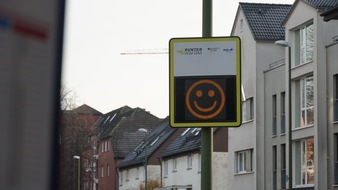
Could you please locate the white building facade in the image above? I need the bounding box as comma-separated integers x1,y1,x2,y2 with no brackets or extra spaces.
162,152,228,190
230,0,338,190
229,2,290,190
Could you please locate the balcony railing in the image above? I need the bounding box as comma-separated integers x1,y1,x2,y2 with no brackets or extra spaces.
273,170,277,189
281,169,286,189
272,116,277,136
334,100,338,121
335,162,338,184
281,113,285,134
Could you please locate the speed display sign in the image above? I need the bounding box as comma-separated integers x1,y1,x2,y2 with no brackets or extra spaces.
169,37,241,128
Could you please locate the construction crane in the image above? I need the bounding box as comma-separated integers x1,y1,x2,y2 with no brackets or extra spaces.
120,48,168,55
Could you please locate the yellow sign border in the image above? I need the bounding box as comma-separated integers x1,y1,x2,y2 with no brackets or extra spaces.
169,37,241,128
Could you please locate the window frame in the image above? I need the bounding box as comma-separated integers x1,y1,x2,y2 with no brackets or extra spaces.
272,95,277,136
281,92,286,134
173,158,177,172
294,138,315,186
120,171,123,186
295,75,314,129
126,170,129,182
295,23,314,66
107,164,110,177
101,165,104,178
135,167,140,180
187,155,193,169
281,144,287,189
163,161,168,177
334,74,338,121
243,97,254,122
273,146,277,190
235,149,253,174
334,134,338,184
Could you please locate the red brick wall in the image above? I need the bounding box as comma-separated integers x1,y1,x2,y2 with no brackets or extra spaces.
97,138,119,190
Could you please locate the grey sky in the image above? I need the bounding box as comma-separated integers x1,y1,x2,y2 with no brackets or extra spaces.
62,0,295,118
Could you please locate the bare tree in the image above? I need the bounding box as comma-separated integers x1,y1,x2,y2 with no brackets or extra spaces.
59,86,102,190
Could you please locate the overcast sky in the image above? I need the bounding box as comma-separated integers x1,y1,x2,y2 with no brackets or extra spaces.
62,0,295,118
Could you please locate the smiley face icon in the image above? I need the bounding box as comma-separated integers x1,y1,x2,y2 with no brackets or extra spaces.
185,79,226,120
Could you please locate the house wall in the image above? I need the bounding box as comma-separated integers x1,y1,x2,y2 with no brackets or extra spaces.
283,1,338,189
119,165,161,190
327,41,338,189
264,64,286,190
163,152,228,190
229,7,285,190
229,9,257,190
97,138,116,190
163,153,201,189
256,42,286,190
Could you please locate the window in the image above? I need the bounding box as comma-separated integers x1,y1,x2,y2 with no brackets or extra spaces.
295,75,314,128
101,142,104,152
187,155,192,169
243,97,254,121
295,23,314,66
272,95,277,135
198,154,201,172
236,149,253,173
334,75,338,121
136,167,140,179
163,161,168,177
150,137,159,146
295,138,314,186
120,171,123,186
126,170,129,181
240,19,243,31
281,144,286,189
107,164,109,177
273,146,277,190
101,165,104,178
281,92,286,134
334,134,338,184
173,158,177,172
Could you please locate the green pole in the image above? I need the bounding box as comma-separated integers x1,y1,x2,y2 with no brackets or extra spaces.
202,0,212,37
201,0,213,190
145,133,148,190
77,159,80,190
201,128,213,190
288,46,292,190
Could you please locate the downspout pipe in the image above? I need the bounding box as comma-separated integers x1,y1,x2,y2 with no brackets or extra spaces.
157,156,163,187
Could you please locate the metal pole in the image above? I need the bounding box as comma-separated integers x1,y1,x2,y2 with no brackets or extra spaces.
73,156,81,190
145,134,148,190
78,159,80,190
201,128,213,190
288,46,292,190
202,0,212,37
201,0,213,190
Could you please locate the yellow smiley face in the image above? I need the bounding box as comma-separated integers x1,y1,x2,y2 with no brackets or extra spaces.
186,79,225,119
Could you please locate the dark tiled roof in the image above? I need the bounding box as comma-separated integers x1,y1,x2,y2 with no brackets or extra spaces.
96,106,162,158
117,117,176,168
284,0,338,24
160,128,203,158
321,4,338,21
161,128,224,158
96,106,133,139
71,104,102,115
239,3,292,41
303,0,338,9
